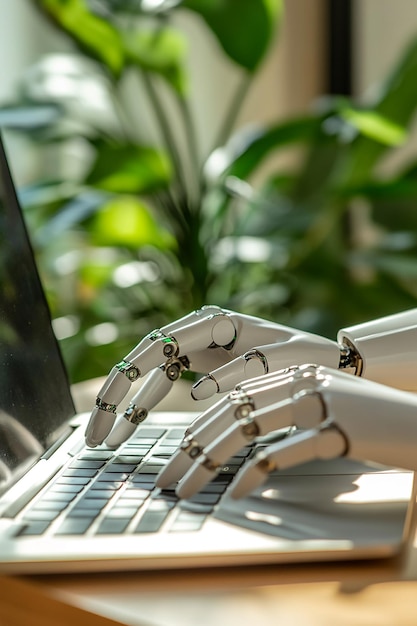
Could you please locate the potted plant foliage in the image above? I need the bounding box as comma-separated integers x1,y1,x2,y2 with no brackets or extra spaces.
2,0,417,384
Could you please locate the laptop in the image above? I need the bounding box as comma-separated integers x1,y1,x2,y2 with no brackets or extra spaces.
0,131,415,574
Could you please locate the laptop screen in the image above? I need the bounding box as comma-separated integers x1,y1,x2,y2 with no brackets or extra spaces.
0,133,75,485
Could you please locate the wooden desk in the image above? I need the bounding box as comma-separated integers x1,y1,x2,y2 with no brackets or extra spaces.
3,378,417,625
6,541,417,626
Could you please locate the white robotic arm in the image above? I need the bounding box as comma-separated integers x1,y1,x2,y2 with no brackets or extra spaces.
85,306,417,455
339,309,417,389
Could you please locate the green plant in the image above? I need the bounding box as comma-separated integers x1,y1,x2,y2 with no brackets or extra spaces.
2,1,417,384
2,0,283,381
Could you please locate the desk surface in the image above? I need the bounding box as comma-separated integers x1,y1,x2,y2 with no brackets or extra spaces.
15,542,417,626
4,378,417,625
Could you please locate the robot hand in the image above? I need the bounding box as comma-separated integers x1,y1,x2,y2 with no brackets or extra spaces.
155,364,417,500
85,306,342,448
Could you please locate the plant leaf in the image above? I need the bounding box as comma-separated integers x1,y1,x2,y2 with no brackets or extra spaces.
86,141,172,192
182,0,283,71
123,25,188,94
340,108,407,146
91,195,174,247
35,190,110,246
215,116,322,181
35,0,124,76
345,35,417,185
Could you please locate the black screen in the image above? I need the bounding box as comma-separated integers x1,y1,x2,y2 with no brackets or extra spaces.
0,134,75,485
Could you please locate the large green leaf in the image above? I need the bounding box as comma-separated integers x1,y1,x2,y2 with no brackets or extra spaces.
182,0,283,71
35,0,124,75
123,25,188,94
86,141,172,193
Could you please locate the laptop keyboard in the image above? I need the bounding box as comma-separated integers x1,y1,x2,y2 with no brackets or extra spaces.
16,426,253,538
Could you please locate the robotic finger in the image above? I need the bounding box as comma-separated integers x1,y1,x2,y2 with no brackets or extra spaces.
191,335,341,400
230,425,346,498
85,310,236,446
232,367,417,498
175,382,327,498
156,366,302,488
105,366,175,448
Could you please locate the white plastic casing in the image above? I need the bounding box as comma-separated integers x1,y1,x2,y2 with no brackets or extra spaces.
338,309,417,391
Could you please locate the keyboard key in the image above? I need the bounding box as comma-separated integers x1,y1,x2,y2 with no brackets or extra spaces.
148,499,176,512
164,428,185,440
120,488,150,500
106,463,137,473
73,498,109,511
23,509,61,522
106,506,138,519
31,500,71,512
69,460,107,469
55,476,91,486
116,499,147,513
89,481,122,492
18,521,51,536
132,428,166,439
97,471,131,482
179,501,214,514
153,445,178,455
127,478,155,491
38,491,78,503
112,454,144,464
78,451,114,461
169,511,207,532
188,493,221,505
95,518,131,534
125,443,154,451
132,499,175,533
66,508,100,519
48,483,85,494
81,488,117,500
200,483,228,494
128,438,159,446
55,518,93,535
137,464,165,474
133,510,168,533
62,468,99,478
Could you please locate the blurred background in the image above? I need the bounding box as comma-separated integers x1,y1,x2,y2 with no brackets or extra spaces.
1,0,417,384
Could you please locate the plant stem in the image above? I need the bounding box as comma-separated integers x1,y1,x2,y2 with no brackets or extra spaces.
176,94,201,208
209,72,253,157
141,70,188,197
